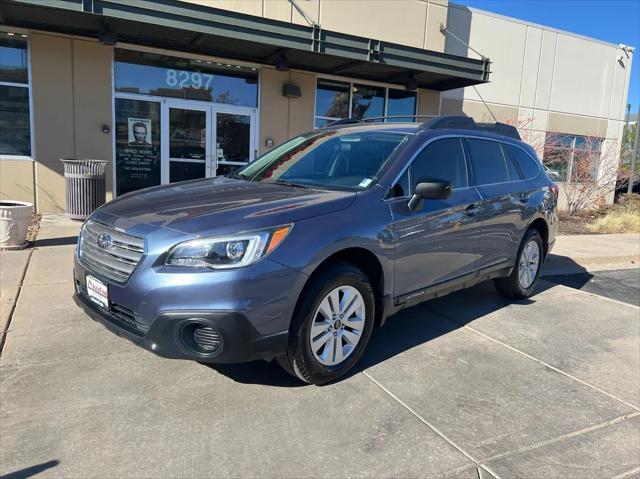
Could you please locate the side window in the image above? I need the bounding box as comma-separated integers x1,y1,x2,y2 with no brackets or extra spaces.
391,170,410,197
501,144,524,181
505,144,540,180
466,139,509,185
410,138,468,191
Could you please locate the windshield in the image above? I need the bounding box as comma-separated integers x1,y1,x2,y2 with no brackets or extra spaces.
236,130,411,190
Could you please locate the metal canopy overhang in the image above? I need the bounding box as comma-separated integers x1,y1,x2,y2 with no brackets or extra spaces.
2,0,491,91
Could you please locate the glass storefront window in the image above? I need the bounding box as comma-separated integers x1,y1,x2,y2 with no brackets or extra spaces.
1,32,31,158
0,86,30,156
0,34,28,84
542,132,603,182
115,98,162,195
114,49,258,107
315,79,350,122
314,79,416,126
387,89,417,121
352,84,385,119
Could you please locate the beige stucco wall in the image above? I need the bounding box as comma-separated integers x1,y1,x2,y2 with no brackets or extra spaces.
258,67,315,154
0,160,34,204
181,0,449,52
417,89,441,117
27,33,113,213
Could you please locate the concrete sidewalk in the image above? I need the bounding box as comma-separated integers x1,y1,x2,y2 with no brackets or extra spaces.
0,217,639,478
543,233,640,275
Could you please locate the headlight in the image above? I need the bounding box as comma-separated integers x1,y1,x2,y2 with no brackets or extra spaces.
165,225,292,270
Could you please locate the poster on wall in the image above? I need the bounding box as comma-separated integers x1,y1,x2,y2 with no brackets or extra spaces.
115,99,161,196
127,118,152,146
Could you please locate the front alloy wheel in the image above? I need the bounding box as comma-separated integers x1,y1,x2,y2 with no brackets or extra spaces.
277,263,375,384
309,286,366,366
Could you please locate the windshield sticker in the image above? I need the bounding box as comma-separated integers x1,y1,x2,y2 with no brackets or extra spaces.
359,178,373,188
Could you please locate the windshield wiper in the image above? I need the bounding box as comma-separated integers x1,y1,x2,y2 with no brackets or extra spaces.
273,179,309,188
226,171,247,180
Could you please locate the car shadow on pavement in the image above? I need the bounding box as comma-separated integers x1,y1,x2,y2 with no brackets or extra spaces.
206,279,557,387
0,460,59,479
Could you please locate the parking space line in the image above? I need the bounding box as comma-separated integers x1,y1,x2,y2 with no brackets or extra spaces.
438,315,640,412
480,412,640,466
612,466,640,479
362,371,490,474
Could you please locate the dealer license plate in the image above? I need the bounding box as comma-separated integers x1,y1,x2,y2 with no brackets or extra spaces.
86,275,109,309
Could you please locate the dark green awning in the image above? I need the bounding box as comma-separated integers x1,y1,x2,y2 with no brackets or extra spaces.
2,0,491,91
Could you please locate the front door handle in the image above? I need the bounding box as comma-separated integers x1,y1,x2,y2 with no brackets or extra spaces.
464,204,479,216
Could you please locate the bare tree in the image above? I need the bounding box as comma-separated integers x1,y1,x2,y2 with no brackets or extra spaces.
506,116,623,215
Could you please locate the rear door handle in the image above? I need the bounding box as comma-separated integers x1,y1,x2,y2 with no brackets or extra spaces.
519,193,530,204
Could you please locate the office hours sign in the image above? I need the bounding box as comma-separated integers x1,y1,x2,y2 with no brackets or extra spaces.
115,99,161,196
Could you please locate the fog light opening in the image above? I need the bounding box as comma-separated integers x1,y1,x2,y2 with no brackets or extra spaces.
179,321,223,356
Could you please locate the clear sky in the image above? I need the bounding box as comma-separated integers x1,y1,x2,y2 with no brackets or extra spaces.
458,0,640,115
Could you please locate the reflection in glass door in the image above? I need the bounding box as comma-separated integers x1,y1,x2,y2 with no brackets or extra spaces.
214,108,257,176
165,103,211,183
161,101,256,184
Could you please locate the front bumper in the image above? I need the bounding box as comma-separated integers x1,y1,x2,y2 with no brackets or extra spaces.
73,289,289,363
72,246,304,363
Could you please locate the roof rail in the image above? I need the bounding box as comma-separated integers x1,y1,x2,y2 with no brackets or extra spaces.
420,115,521,140
325,115,437,127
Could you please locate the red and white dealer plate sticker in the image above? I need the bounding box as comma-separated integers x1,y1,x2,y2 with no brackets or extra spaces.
86,275,108,309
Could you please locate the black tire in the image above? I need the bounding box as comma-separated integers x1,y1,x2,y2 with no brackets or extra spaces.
277,263,375,385
495,229,544,299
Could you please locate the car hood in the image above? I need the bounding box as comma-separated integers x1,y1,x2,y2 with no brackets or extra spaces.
93,177,356,236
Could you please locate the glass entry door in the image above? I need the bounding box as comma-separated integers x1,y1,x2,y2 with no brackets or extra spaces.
164,102,212,183
213,106,257,176
162,101,257,184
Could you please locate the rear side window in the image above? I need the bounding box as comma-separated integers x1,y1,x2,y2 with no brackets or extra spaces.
410,138,468,191
504,144,540,180
466,139,509,185
502,145,523,181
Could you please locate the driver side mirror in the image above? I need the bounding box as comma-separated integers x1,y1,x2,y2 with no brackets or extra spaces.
408,180,452,211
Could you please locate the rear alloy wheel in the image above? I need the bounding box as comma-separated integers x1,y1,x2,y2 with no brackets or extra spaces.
495,229,544,299
277,264,375,384
518,240,541,289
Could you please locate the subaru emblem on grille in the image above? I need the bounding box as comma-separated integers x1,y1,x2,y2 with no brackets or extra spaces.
96,233,112,249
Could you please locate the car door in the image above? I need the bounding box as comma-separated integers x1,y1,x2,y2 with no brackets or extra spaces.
389,137,483,298
464,138,529,269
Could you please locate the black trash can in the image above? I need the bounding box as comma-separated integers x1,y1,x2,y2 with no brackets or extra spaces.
60,159,108,220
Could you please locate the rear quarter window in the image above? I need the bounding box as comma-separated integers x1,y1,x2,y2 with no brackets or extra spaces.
504,144,540,180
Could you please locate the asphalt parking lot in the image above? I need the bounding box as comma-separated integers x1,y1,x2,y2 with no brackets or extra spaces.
1,242,639,479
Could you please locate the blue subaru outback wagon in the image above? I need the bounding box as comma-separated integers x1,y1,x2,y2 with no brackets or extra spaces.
73,116,558,384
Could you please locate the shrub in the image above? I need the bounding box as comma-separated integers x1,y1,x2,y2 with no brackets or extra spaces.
585,193,640,233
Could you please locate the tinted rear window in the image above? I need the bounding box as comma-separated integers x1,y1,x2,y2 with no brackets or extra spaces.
466,139,509,185
505,144,540,180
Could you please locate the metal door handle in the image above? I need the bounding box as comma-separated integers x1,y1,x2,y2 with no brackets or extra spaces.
464,204,479,216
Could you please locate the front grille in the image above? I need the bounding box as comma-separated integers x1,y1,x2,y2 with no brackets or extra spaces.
110,302,150,334
79,220,144,282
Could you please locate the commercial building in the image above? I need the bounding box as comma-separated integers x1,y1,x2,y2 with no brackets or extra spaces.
0,0,634,212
